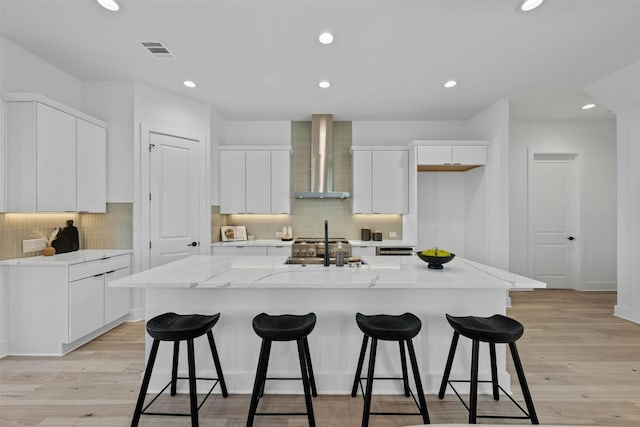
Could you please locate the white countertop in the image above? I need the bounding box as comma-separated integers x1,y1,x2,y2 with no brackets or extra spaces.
110,255,544,290
0,249,132,266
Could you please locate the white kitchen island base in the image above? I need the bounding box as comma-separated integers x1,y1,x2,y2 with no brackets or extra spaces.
112,255,545,395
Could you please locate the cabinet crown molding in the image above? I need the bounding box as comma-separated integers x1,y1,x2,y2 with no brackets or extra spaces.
2,92,108,128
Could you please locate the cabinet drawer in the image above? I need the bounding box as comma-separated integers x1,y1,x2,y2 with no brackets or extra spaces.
212,246,267,256
69,255,130,282
266,246,290,256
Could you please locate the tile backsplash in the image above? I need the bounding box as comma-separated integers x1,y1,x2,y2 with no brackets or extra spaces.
0,203,133,261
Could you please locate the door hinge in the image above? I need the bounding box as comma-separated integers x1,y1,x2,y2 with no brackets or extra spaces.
149,143,155,152
149,241,152,249
149,193,152,201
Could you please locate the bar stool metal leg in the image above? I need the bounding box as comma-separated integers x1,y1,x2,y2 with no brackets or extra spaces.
170,340,180,396
362,337,378,427
509,342,539,424
399,341,410,397
297,338,316,427
438,331,459,399
489,342,499,400
206,330,228,397
247,339,270,427
469,339,480,424
303,337,318,397
407,339,431,424
351,335,369,397
131,339,160,427
187,339,199,427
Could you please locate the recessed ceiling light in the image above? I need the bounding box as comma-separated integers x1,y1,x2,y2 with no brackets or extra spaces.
318,81,331,89
581,103,596,110
443,80,457,88
97,0,120,12
183,80,197,88
519,0,545,12
318,32,334,45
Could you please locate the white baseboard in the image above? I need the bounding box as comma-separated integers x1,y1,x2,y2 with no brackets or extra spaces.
582,282,616,291
0,338,8,359
614,305,640,324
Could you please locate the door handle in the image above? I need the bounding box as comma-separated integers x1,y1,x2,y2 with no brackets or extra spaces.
187,242,198,247
568,236,575,241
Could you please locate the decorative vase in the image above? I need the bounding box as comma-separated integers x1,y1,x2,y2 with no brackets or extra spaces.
43,246,56,256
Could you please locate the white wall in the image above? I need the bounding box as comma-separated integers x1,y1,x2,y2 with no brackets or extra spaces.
210,108,225,205
509,119,617,290
222,121,290,146
0,37,83,109
353,120,469,146
614,108,640,322
466,100,510,269
82,82,135,202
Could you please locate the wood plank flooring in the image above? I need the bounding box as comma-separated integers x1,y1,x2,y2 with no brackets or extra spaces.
1,289,639,426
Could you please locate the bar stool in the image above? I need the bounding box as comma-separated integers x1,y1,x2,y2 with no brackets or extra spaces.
351,312,430,427
246,312,318,427
130,312,228,427
438,313,539,424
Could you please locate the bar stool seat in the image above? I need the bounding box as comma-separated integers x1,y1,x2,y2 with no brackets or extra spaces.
438,313,538,424
253,312,316,341
445,314,524,343
131,312,228,427
351,312,430,427
247,313,318,427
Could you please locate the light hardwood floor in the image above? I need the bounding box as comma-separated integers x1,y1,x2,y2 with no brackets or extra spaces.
1,290,639,426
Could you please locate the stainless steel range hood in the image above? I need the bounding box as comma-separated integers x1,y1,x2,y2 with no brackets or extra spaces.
293,114,350,199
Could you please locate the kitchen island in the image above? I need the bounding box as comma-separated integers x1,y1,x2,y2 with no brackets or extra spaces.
111,255,545,394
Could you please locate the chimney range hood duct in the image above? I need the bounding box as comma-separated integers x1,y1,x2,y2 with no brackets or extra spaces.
293,114,350,199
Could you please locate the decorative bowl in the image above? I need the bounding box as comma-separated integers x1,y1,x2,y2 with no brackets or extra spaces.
416,251,455,269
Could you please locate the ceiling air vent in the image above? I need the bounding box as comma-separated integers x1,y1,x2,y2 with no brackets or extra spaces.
139,40,176,59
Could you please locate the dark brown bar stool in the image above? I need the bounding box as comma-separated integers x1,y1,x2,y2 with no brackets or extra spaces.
438,313,539,424
130,312,228,427
351,312,430,427
246,312,317,427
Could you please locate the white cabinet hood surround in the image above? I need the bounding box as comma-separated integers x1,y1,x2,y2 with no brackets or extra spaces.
293,114,350,199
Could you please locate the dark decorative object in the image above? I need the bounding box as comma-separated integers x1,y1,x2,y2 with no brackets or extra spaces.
61,220,79,251
51,228,72,254
417,251,456,269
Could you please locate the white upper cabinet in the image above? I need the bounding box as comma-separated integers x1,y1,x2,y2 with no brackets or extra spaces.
220,147,290,214
417,143,488,170
220,150,246,213
353,148,408,214
3,94,108,212
35,103,77,211
270,149,291,214
245,150,271,213
76,118,107,212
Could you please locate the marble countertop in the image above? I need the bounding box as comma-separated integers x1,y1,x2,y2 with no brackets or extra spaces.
0,249,132,266
110,255,545,290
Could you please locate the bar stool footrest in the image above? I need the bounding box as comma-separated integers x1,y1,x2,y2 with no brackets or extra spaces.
356,377,423,416
140,376,222,417
446,379,534,420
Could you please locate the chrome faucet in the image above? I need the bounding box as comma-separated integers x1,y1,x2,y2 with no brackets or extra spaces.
324,220,329,267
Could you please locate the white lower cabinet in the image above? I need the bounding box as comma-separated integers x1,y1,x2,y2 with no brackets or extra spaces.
105,267,132,324
5,253,131,356
351,246,377,257
69,275,105,342
266,246,290,256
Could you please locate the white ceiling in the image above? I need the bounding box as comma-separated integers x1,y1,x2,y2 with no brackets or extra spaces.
1,0,639,121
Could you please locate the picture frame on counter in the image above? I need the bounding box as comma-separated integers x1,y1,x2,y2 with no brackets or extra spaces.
221,225,247,241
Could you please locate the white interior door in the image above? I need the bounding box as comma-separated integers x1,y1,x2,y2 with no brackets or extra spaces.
529,153,579,288
149,131,199,267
